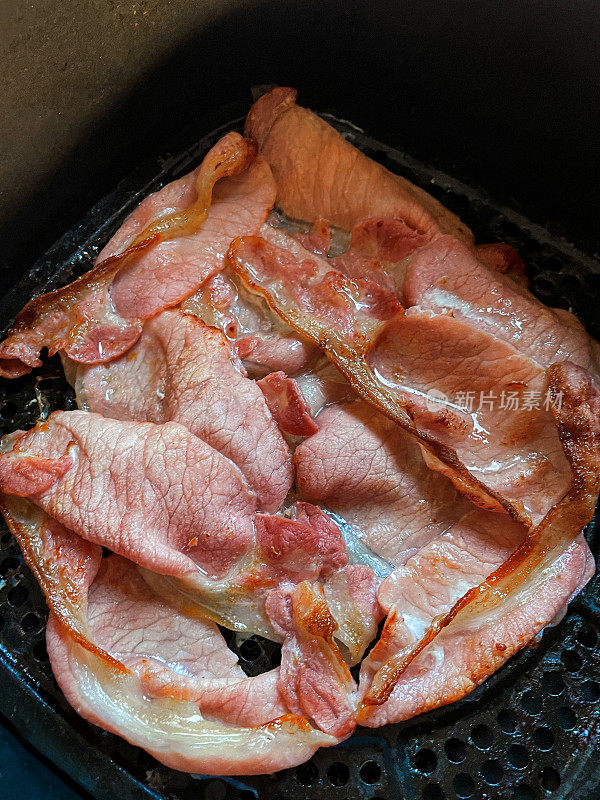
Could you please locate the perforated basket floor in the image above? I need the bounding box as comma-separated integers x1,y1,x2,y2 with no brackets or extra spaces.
1,107,600,800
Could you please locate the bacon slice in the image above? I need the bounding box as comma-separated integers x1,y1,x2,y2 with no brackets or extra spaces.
257,371,319,437
359,523,592,725
227,228,572,524
0,411,257,578
245,87,473,246
0,133,275,378
266,581,358,737
68,309,293,512
0,496,334,773
358,362,600,720
0,410,380,664
295,400,472,563
403,235,600,381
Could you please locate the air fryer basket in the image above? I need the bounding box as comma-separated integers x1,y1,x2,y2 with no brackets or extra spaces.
0,110,599,800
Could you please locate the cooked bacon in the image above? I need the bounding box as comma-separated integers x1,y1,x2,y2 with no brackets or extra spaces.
227,229,573,524
1,89,598,772
295,400,472,563
476,242,527,280
253,503,348,584
358,362,600,718
323,563,383,665
266,581,358,737
293,217,331,256
142,500,381,667
0,409,380,665
0,411,257,577
371,309,572,524
48,611,335,775
2,507,334,774
0,133,274,378
245,87,473,245
404,235,600,381
69,309,293,512
236,332,320,377
258,371,319,437
182,265,321,377
1,431,369,755
359,528,592,725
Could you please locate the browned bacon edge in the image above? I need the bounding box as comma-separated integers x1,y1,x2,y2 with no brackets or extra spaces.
0,133,258,378
0,494,126,671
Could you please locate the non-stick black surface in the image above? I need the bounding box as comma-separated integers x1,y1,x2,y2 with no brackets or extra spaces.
0,113,599,800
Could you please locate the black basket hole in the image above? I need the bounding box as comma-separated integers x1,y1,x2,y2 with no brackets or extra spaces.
1,531,13,545
507,744,530,769
576,623,597,648
237,791,255,800
500,220,523,240
580,680,600,702
498,708,518,734
561,273,582,292
561,648,583,672
539,766,561,793
359,760,382,784
453,773,475,799
532,726,554,751
521,690,543,715
542,255,563,272
20,611,42,634
480,759,503,785
415,748,437,774
8,583,29,607
444,737,466,763
422,784,444,800
296,762,318,786
471,724,493,749
270,648,282,668
0,555,20,576
556,705,576,730
327,761,350,787
541,670,564,696
239,638,262,662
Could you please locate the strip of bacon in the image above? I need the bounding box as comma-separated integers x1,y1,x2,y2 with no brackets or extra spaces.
295,399,473,563
245,87,473,246
358,362,600,716
67,309,293,512
403,235,600,382
227,228,572,524
0,496,335,773
0,410,380,665
0,133,275,377
0,411,257,578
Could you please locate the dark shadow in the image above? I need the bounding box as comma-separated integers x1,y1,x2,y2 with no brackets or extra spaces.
1,0,600,298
